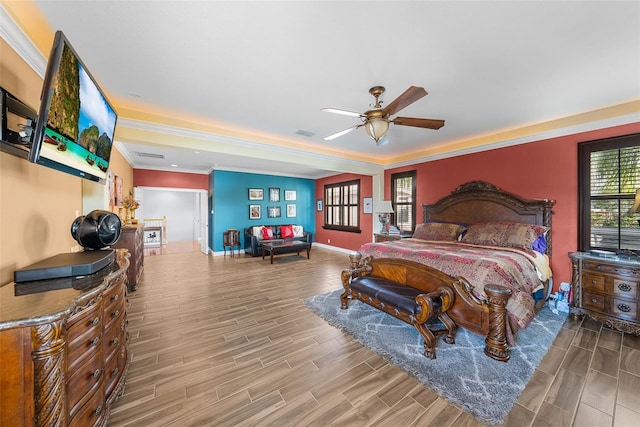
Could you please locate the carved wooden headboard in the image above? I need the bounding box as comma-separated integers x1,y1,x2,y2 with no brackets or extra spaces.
422,181,556,255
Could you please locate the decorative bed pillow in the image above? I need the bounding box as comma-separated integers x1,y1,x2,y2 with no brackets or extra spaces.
261,226,274,240
292,225,304,238
413,222,467,241
280,224,294,239
461,222,549,252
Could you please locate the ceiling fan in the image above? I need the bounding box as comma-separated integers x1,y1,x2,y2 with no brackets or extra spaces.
322,86,445,146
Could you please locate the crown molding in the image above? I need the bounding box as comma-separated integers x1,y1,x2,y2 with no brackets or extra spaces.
0,4,46,77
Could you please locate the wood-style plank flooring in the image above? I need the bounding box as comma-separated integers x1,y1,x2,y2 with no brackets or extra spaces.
108,245,640,426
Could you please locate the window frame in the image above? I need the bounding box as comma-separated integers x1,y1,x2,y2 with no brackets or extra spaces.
391,170,417,233
578,133,640,253
322,179,361,233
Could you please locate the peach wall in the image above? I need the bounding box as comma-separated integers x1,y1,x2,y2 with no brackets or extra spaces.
134,169,209,190
386,123,640,290
0,37,131,286
315,173,373,250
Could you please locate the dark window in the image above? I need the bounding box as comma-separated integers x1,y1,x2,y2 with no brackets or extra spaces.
391,171,417,233
578,134,640,254
323,179,360,232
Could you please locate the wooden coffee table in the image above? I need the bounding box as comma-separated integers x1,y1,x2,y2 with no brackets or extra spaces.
261,241,311,264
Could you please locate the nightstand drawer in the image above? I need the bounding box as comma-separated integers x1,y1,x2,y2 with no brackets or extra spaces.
582,291,606,313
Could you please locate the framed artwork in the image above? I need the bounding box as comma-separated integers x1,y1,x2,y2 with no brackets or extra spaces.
249,204,261,219
115,175,123,206
269,187,280,202
317,199,323,211
268,206,281,218
286,204,296,217
144,229,161,246
249,188,263,200
285,190,297,201
107,171,116,207
363,197,373,214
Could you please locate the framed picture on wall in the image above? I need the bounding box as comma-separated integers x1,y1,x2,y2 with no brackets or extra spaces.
115,175,123,206
249,204,261,219
249,188,263,200
363,197,373,214
268,206,281,218
317,199,323,211
285,190,296,201
269,187,280,202
286,204,296,217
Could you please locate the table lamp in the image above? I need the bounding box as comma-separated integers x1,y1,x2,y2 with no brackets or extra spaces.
375,200,394,234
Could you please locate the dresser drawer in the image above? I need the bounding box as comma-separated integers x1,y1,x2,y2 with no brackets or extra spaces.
582,291,606,313
68,386,105,427
67,301,102,344
67,326,103,372
582,273,606,293
67,349,104,419
612,278,639,299
611,297,638,321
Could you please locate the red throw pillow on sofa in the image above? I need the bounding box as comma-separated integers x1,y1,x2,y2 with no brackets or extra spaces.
281,225,294,239
261,226,273,240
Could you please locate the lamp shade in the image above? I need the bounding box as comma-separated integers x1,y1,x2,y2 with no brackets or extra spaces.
630,189,640,214
364,117,390,142
71,210,122,250
375,200,394,213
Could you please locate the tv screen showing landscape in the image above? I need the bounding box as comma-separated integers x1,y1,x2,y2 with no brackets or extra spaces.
31,31,117,183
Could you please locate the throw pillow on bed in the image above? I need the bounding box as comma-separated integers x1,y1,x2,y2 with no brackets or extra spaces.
280,225,294,239
462,221,549,252
413,222,466,241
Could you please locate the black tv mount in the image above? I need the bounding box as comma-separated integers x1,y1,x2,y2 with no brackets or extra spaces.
0,86,37,159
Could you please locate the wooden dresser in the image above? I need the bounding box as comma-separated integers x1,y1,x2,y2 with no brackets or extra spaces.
0,249,130,426
569,252,640,335
112,224,144,291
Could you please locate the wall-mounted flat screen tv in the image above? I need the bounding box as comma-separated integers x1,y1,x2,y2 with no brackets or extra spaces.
29,30,117,184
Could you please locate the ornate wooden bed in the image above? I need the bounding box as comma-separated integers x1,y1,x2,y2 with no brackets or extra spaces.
343,181,555,361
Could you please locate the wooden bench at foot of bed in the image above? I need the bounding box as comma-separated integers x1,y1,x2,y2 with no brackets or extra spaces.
341,253,513,362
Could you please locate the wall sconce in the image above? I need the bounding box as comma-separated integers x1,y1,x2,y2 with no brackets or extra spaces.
630,189,640,226
375,200,394,234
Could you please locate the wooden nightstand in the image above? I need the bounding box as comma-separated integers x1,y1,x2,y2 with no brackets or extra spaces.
374,233,413,243
569,251,640,335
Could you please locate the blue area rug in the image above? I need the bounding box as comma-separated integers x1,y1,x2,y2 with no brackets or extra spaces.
304,289,568,425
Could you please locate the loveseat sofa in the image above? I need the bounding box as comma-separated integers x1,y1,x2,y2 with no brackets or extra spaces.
244,224,312,257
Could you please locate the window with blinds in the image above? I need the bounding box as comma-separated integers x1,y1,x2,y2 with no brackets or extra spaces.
391,171,416,233
323,179,360,232
578,134,640,253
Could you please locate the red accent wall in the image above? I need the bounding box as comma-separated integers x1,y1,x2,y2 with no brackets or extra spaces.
385,123,640,290
315,173,373,251
133,169,209,190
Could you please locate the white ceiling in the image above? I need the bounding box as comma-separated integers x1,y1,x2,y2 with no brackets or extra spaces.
13,1,640,178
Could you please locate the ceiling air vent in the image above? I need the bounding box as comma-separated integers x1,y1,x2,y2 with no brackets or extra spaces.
137,152,165,159
295,130,315,137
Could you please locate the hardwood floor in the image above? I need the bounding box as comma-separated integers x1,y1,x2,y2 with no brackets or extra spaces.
108,247,640,426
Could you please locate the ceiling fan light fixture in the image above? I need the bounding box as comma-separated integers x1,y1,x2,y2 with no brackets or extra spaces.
364,117,389,143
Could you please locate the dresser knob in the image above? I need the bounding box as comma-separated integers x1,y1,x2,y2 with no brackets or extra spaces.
618,283,632,292
113,367,119,376
94,405,103,416
92,369,101,379
113,337,119,346
112,310,120,318
91,317,100,326
112,294,119,302
591,298,598,303
591,280,598,285
91,337,100,346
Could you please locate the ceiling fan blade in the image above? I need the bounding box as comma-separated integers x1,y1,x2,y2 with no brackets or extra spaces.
324,124,362,141
392,116,445,130
376,134,390,146
321,108,363,118
382,86,428,116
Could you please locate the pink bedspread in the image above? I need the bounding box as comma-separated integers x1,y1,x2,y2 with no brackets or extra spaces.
358,239,544,328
